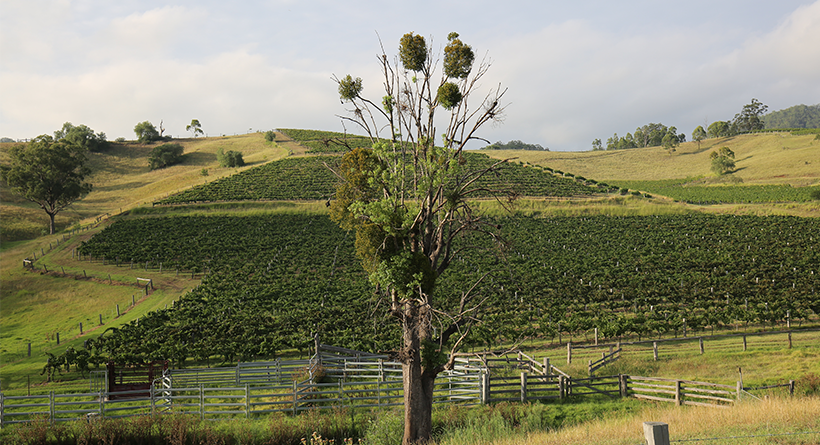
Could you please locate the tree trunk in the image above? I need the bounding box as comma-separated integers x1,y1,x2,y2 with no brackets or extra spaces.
402,359,435,444
47,211,56,235
401,301,437,445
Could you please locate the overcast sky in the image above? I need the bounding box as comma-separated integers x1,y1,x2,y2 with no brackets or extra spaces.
2,1,819,151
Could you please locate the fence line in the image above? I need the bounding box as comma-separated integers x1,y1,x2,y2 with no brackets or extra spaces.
567,328,819,365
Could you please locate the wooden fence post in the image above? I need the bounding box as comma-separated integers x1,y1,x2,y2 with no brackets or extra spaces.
293,380,298,415
520,372,527,403
619,374,628,398
245,384,250,419
481,371,490,404
49,391,55,425
789,380,795,396
567,342,572,364
653,342,658,361
699,337,704,355
543,357,550,375
643,422,670,445
675,380,682,406
558,375,565,399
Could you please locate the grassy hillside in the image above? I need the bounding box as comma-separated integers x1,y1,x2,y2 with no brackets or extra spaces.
483,133,820,186
1,130,819,442
0,133,288,240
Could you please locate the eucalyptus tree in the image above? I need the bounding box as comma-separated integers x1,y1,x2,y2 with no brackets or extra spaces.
1,135,92,234
692,125,707,149
331,31,508,444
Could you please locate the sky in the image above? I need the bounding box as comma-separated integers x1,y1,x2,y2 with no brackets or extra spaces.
1,1,819,151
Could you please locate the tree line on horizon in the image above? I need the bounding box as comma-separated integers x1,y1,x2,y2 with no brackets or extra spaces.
592,100,820,152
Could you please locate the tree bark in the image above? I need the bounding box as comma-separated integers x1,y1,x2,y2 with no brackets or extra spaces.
401,301,437,445
47,211,56,235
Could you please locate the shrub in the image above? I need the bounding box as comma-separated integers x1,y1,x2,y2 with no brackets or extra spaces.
148,143,184,170
217,148,245,167
265,130,276,142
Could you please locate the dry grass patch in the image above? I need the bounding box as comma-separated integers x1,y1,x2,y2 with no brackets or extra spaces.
471,397,820,445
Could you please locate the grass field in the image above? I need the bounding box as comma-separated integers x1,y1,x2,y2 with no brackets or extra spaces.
483,133,820,186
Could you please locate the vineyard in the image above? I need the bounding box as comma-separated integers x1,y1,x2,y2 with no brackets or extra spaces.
278,128,373,153
154,153,602,205
76,212,820,367
611,179,820,204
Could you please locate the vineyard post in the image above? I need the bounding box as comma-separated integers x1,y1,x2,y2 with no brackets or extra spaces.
117,304,120,317
788,332,792,349
56,333,60,345
199,385,204,421
567,342,572,364
594,328,599,345
699,337,704,354
682,319,687,337
99,314,102,325
79,323,83,334
653,342,659,361
742,335,747,351
27,342,31,357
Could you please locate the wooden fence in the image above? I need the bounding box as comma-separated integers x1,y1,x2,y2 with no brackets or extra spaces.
0,375,481,425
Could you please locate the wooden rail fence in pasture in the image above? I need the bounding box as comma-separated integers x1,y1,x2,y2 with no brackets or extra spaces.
2,344,797,426
628,376,737,408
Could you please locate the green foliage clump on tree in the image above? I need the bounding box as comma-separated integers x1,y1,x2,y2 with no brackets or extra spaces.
187,119,204,137
148,143,184,170
54,122,109,152
707,120,732,138
710,146,736,175
0,134,92,234
134,121,161,143
692,126,707,149
217,148,245,167
733,98,768,133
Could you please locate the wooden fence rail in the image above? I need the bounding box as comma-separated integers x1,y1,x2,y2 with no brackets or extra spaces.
628,376,736,408
0,376,481,425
